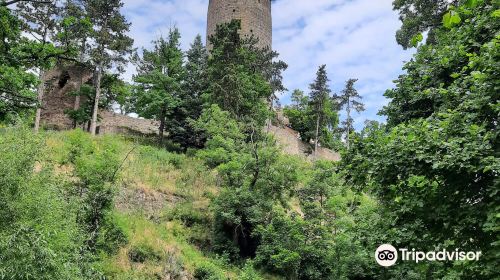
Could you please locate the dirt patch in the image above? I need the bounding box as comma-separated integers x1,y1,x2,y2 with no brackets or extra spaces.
115,185,183,220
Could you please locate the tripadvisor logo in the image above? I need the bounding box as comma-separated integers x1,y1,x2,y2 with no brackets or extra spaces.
375,244,482,267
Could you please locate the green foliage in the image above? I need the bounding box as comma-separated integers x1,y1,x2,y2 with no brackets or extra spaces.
393,0,453,49
193,262,226,280
85,0,133,135
66,73,134,128
284,70,341,150
133,28,185,140
65,84,95,127
173,34,208,149
383,0,499,127
254,160,386,280
0,7,39,120
335,78,365,148
346,1,500,278
0,127,85,279
197,105,301,260
194,104,246,167
70,133,125,253
128,243,162,263
205,20,274,126
239,261,263,280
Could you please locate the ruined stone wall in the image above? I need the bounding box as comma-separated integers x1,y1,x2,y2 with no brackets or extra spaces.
207,0,272,48
41,65,93,130
268,125,341,162
40,65,159,136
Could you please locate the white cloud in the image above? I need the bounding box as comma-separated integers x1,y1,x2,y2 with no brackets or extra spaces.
121,0,415,129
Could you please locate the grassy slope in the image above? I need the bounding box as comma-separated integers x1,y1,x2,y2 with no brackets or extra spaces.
43,131,279,280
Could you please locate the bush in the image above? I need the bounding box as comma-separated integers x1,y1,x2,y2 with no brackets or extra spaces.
138,145,185,168
239,261,263,280
127,243,162,263
166,203,209,227
193,262,226,280
94,215,127,255
0,127,85,279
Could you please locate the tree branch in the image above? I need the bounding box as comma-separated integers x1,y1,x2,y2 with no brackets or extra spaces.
1,0,51,6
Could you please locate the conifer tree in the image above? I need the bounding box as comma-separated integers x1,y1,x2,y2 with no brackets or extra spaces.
206,20,274,126
309,65,331,156
175,34,208,148
84,0,133,135
132,28,184,141
185,35,207,102
336,78,364,148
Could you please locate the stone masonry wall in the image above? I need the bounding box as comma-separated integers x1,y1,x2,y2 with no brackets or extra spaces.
207,0,272,48
40,65,159,135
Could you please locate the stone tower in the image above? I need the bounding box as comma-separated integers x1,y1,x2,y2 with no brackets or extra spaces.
207,0,272,48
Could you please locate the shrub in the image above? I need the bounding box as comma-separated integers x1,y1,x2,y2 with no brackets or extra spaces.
193,262,226,280
166,203,209,227
239,261,263,280
127,243,162,263
0,127,85,279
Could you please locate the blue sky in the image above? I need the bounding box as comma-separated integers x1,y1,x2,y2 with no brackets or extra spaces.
121,0,415,130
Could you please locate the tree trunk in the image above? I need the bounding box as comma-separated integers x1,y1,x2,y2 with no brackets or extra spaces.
314,113,320,158
73,40,86,129
346,98,351,149
90,65,102,136
158,107,166,143
73,67,83,129
34,69,46,133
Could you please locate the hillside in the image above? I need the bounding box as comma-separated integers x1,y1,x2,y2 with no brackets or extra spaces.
9,128,291,279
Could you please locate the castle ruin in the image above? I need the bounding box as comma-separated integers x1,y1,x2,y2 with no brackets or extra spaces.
207,0,272,48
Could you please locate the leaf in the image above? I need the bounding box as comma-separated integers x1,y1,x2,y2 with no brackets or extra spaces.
410,33,424,47
443,11,462,28
465,0,479,8
492,9,500,18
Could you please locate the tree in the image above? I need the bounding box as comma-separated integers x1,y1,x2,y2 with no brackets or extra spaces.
205,20,274,126
309,65,332,156
84,0,133,135
16,0,60,132
194,104,300,260
284,87,340,151
344,1,499,277
185,35,208,101
393,0,457,49
256,160,386,280
57,0,93,128
283,89,315,142
0,6,39,121
172,34,207,148
336,78,364,149
132,28,184,141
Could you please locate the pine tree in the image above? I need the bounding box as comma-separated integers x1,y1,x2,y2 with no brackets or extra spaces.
185,35,207,102
176,34,208,148
291,89,307,109
336,78,364,149
132,28,184,141
84,0,133,135
309,65,331,156
206,20,275,126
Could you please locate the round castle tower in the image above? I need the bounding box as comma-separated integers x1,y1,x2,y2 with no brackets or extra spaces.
207,0,272,48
